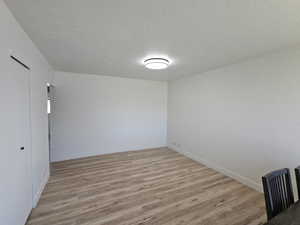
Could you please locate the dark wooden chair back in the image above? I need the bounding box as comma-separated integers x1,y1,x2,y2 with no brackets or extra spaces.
295,166,300,199
262,168,294,220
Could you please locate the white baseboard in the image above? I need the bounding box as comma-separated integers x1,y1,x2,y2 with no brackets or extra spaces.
33,167,50,208
169,145,262,192
51,146,168,162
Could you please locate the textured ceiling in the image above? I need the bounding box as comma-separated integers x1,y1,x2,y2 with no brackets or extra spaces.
5,0,300,81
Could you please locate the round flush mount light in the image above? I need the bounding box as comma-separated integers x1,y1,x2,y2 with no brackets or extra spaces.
144,57,170,70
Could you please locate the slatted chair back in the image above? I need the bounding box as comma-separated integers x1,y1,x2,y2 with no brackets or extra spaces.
262,168,294,220
295,166,300,200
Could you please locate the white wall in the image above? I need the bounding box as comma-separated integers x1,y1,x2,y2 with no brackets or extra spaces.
1,0,53,206
168,47,300,193
51,72,167,162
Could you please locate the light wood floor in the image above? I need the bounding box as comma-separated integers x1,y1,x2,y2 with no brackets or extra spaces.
27,148,266,225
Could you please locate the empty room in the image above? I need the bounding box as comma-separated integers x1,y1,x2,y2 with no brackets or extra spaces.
1,1,300,225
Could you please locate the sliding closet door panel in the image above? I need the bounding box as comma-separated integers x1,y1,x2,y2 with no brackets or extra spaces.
0,55,32,225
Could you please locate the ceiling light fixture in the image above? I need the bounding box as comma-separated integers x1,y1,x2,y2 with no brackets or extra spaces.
144,57,170,70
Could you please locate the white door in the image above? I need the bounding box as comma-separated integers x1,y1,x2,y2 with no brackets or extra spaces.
0,55,32,225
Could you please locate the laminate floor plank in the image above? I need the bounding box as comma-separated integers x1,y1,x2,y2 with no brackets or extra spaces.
27,147,266,225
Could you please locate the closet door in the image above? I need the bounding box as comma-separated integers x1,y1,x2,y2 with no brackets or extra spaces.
0,55,32,225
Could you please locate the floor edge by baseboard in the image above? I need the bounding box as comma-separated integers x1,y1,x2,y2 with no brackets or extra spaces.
169,146,262,193
33,167,50,208
51,146,168,162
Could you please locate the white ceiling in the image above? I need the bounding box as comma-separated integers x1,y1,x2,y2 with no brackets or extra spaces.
5,0,300,81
